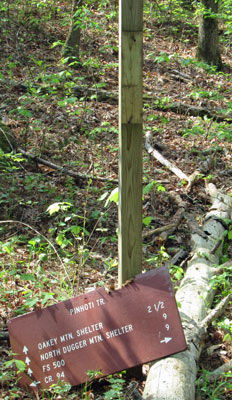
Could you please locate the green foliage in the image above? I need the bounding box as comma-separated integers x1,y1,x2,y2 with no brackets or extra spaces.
181,116,232,141
104,375,125,400
88,122,118,139
196,369,232,400
181,57,218,74
146,246,170,267
143,180,166,196
4,359,26,373
217,316,232,341
101,187,119,207
169,265,184,282
0,150,24,172
73,5,102,31
210,262,232,299
188,88,224,101
49,380,72,396
154,52,178,64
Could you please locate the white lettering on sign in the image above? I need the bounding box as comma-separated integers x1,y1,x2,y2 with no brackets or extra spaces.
154,301,165,312
45,376,54,384
89,335,104,344
60,332,74,343
62,340,87,354
96,298,105,306
106,324,133,339
69,302,95,315
42,364,51,372
40,348,61,361
147,301,166,314
56,371,65,380
38,337,58,350
76,322,103,337
53,360,65,369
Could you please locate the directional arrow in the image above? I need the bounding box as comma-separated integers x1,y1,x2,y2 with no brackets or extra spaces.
160,337,172,344
30,381,40,387
27,368,33,377
23,346,29,354
25,357,31,365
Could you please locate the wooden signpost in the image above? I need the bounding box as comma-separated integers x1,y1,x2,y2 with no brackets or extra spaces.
8,268,186,389
118,0,143,286
8,2,187,392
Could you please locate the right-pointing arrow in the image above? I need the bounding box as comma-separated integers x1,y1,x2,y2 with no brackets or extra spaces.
160,337,172,344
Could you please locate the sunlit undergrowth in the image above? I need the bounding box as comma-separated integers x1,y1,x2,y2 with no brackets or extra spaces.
0,0,232,399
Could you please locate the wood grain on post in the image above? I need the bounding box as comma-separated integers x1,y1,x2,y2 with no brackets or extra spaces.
118,0,143,287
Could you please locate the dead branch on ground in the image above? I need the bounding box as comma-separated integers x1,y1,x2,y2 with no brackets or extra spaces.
145,131,214,190
18,148,118,184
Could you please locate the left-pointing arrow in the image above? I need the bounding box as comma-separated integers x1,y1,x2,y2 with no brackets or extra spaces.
23,346,29,354
30,381,40,387
25,357,31,365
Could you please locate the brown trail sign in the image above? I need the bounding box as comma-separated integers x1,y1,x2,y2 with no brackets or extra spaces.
8,267,186,390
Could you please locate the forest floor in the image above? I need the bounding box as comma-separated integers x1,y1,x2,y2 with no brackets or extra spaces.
0,2,232,399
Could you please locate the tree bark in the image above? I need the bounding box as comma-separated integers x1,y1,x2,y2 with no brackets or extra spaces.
196,0,222,69
62,0,82,60
143,183,231,400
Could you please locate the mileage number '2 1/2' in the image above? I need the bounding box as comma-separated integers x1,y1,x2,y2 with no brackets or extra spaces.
147,301,170,330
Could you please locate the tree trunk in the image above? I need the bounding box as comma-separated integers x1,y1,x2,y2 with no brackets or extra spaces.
196,0,222,69
62,0,82,60
143,183,231,400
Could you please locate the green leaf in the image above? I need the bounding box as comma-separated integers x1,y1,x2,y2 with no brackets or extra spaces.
5,359,26,372
25,297,38,308
105,187,119,207
17,107,33,118
15,360,26,372
143,181,155,195
58,97,77,107
47,202,62,215
98,191,109,202
46,202,71,215
143,216,153,226
41,292,54,305
20,273,36,282
70,225,82,235
157,184,166,192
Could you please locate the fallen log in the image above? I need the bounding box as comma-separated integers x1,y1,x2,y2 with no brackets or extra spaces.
143,183,232,400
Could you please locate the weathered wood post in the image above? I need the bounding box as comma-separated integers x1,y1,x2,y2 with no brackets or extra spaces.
118,0,143,287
